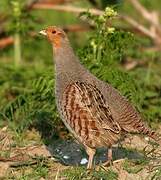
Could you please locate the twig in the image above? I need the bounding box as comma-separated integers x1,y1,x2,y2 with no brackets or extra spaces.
10,160,38,167
0,156,25,162
32,3,161,45
120,15,157,40
128,0,161,45
0,25,91,49
140,46,161,52
128,0,161,30
0,36,13,49
63,24,92,32
1,3,161,48
32,3,103,15
25,0,40,9
128,0,161,44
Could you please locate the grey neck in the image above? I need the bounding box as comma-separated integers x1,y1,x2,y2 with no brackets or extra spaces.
53,41,88,98
53,42,85,79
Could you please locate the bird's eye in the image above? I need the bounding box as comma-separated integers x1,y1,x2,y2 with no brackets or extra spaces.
52,30,56,34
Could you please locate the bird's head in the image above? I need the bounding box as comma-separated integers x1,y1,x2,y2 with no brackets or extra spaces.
39,26,67,49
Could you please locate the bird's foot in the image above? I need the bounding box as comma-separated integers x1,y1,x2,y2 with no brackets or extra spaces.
102,159,113,167
102,158,126,168
112,158,126,164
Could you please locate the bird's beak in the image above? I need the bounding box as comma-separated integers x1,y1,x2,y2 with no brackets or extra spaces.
39,30,47,36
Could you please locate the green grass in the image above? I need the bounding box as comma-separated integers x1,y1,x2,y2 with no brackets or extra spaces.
123,159,149,174
62,167,118,180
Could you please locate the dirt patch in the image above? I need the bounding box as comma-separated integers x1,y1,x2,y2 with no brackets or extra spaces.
0,126,161,179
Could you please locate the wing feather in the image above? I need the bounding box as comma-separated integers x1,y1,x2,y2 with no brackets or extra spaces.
63,81,121,134
76,82,121,133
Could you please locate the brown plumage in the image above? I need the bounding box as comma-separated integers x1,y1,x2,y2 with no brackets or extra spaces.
39,26,161,169
61,82,121,147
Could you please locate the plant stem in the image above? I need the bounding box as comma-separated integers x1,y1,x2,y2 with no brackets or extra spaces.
14,32,21,67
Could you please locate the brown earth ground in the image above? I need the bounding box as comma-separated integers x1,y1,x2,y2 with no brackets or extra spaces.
0,125,161,180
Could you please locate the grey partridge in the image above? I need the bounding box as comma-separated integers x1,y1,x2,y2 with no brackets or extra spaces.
39,26,160,169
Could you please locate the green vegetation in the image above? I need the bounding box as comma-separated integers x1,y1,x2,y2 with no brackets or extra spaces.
62,167,118,180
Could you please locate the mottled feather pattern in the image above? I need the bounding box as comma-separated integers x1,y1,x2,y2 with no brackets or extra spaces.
60,81,121,148
111,93,158,141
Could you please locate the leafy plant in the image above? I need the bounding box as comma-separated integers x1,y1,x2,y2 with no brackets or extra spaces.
79,7,161,124
3,0,36,67
79,8,144,111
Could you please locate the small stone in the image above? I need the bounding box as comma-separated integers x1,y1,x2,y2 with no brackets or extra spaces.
145,137,149,141
63,155,69,159
0,162,10,178
80,158,88,165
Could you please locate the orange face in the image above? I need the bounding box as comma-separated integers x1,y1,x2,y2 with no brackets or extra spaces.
39,26,66,48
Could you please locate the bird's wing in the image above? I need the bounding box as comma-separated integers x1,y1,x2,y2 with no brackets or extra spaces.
61,81,121,135
101,83,159,141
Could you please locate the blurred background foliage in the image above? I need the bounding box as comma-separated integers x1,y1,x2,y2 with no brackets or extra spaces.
0,0,161,139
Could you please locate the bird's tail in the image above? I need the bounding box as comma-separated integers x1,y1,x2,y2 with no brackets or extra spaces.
137,123,161,146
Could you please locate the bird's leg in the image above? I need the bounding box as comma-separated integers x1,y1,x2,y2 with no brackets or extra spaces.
103,146,113,167
108,147,113,162
85,146,96,170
